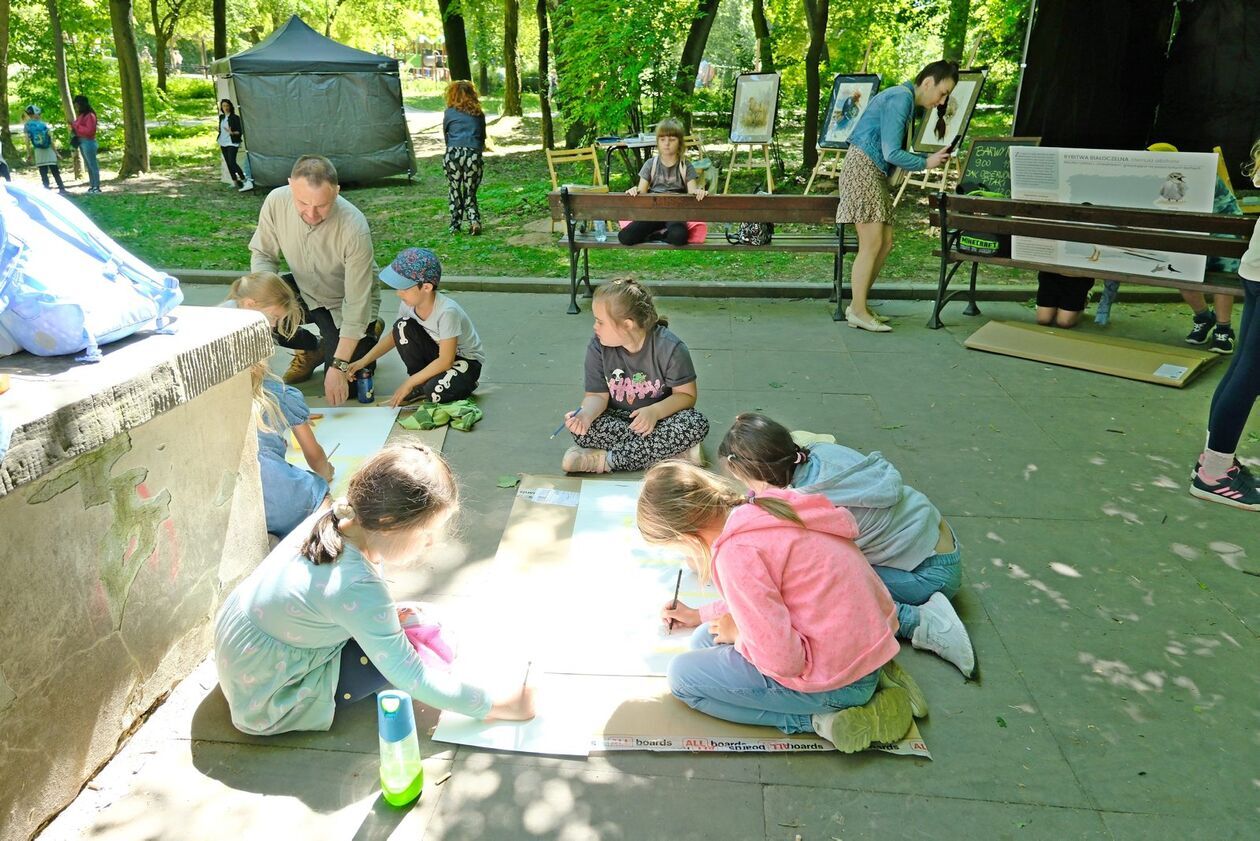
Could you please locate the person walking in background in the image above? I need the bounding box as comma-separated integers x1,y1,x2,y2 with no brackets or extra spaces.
442,80,487,235
21,105,68,194
834,61,958,332
217,99,250,191
72,95,101,194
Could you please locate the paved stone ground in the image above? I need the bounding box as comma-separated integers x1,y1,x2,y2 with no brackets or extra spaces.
38,287,1259,841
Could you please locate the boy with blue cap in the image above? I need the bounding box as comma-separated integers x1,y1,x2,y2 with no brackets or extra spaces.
349,248,485,407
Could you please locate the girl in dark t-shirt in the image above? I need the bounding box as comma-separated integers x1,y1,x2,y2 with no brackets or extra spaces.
560,279,709,473
618,118,708,246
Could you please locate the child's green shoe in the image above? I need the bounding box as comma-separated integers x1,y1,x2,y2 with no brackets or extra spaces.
812,686,913,753
878,658,928,718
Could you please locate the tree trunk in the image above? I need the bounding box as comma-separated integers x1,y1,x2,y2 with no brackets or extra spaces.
943,0,970,63
672,0,721,129
752,0,773,73
109,0,150,176
502,0,522,116
802,0,828,170
46,0,82,178
150,0,168,91
438,0,473,81
536,0,553,148
213,0,225,58
0,0,15,160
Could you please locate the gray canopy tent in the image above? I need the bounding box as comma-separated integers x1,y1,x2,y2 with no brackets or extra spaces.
211,16,414,186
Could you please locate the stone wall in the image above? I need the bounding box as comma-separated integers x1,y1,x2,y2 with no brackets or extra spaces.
0,309,273,840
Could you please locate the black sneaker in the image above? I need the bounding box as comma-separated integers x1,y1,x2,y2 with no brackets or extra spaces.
1190,457,1255,486
1184,314,1213,344
1209,325,1235,355
1190,466,1260,511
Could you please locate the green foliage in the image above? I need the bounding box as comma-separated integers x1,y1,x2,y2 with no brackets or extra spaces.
551,0,693,138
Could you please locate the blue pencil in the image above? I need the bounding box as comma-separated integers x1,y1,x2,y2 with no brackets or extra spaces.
551,407,583,439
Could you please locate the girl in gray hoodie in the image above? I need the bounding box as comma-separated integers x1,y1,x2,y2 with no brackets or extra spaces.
719,413,974,677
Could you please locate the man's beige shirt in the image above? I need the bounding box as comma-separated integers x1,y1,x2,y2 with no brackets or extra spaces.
249,185,378,340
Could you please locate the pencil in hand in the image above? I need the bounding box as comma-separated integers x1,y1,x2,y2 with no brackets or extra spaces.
551,406,583,439
667,569,682,633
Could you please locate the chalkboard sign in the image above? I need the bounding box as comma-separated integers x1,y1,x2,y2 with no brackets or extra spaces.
957,136,1041,197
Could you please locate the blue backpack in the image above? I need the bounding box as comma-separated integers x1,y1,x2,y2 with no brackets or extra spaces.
0,182,183,362
27,120,52,149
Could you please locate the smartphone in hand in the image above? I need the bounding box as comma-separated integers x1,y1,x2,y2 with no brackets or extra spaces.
946,134,962,154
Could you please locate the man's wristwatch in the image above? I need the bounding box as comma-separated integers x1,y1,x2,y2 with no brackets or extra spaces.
331,358,351,375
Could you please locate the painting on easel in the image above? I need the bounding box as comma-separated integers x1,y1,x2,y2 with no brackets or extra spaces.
912,68,987,153
819,74,880,149
729,72,781,144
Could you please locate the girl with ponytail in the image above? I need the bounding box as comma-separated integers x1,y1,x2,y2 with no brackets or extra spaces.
718,413,974,677
214,444,534,735
636,461,919,753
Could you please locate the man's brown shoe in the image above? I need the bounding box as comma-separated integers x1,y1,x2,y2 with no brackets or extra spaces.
283,349,321,384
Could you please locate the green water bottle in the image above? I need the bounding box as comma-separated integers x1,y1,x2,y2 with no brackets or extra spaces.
377,690,424,806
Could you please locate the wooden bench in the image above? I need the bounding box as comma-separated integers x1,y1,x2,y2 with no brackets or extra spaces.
547,189,857,315
927,193,1253,329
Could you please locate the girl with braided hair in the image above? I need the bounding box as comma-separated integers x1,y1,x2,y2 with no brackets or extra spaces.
214,444,534,734
636,460,922,753
718,413,974,677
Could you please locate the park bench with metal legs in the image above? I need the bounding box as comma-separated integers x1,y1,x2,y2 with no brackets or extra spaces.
927,192,1253,329
547,189,858,315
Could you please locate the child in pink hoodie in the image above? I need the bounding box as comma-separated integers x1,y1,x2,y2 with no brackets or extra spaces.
637,461,926,752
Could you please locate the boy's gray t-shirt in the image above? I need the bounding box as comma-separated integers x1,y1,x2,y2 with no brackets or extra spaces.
584,325,697,411
639,155,698,194
397,292,486,363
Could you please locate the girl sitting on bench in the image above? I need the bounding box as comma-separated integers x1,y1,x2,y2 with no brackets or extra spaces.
618,118,707,246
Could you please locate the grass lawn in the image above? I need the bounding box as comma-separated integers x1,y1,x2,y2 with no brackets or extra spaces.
26,90,1032,287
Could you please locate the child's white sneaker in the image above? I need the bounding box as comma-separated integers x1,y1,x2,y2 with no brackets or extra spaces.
562,446,609,474
811,686,912,753
911,592,976,678
238,178,254,192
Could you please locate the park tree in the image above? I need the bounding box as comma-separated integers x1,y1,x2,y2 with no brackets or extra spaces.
148,0,202,91
536,0,554,148
502,0,522,115
943,0,970,63
438,0,473,80
45,0,82,176
213,0,225,57
801,0,828,169
1,0,18,160
751,0,773,72
672,0,720,128
108,0,150,176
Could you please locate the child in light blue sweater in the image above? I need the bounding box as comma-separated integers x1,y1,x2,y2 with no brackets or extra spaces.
214,443,535,734
719,413,975,677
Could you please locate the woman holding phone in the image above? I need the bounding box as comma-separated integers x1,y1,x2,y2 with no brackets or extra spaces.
835,61,959,332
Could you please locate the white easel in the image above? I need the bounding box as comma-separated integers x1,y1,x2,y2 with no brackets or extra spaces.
722,143,775,193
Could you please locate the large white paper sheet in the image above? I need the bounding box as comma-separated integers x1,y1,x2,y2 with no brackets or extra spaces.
286,406,399,497
1009,146,1218,282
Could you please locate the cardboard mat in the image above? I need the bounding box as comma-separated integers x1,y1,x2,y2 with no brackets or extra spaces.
432,475,930,758
964,320,1219,387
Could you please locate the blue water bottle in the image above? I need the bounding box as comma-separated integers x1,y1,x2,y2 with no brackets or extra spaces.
356,372,375,403
377,690,424,807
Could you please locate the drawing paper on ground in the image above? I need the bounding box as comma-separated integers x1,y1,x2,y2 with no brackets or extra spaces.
431,476,931,757
286,406,399,497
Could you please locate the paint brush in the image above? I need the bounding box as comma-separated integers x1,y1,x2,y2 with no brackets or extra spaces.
326,443,341,458
550,407,583,439
667,569,682,633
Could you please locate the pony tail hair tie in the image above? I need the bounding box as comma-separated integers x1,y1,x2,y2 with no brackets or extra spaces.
332,498,355,521
745,489,756,504
794,449,808,465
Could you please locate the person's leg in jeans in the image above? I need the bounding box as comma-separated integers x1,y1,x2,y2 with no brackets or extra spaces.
874,547,963,638
80,139,101,191
334,638,391,705
666,624,879,733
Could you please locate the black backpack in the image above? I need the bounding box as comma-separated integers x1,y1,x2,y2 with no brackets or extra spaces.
726,220,774,246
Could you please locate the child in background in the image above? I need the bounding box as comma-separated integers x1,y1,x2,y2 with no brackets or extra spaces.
224,271,304,342
250,362,333,537
349,248,484,408
443,80,487,235
21,105,68,194
1191,138,1260,510
215,443,535,734
562,278,708,473
618,118,707,246
719,413,975,676
638,461,923,752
